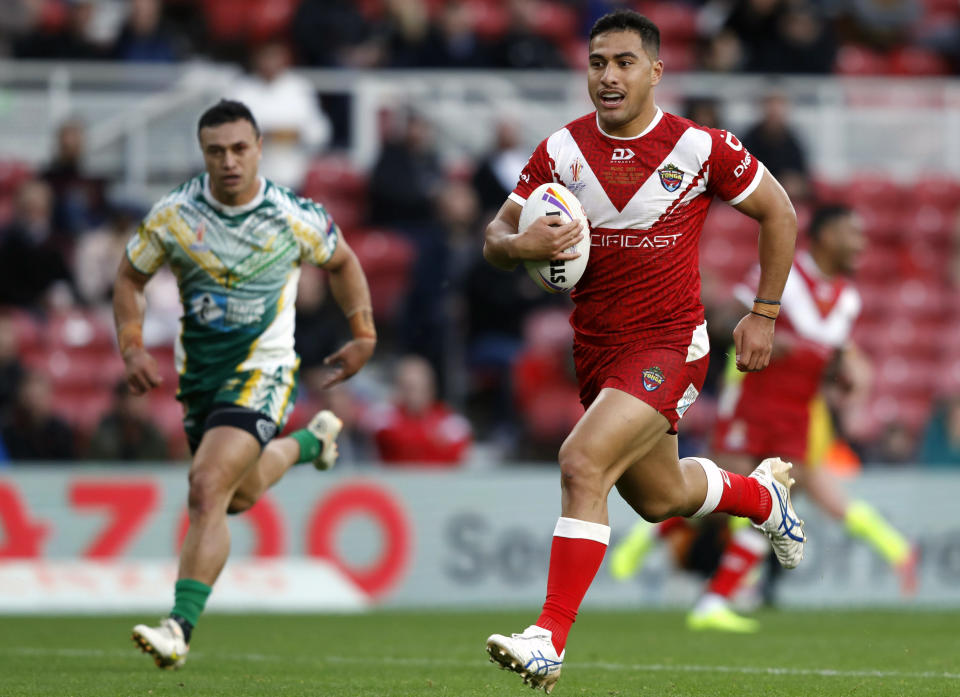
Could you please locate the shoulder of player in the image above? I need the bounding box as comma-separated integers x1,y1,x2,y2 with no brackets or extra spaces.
142,175,205,226
263,179,332,227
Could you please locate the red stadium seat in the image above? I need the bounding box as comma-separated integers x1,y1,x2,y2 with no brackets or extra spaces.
658,39,696,72
0,160,33,194
907,176,960,214
465,0,510,40
890,47,951,76
639,2,698,41
247,0,299,42
53,389,113,434
348,229,415,321
834,45,893,76
529,1,580,45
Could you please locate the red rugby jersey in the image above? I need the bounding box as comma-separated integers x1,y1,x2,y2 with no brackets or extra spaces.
727,252,862,417
510,108,763,346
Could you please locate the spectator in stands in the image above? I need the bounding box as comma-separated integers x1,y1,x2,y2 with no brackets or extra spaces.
722,0,784,72
683,96,721,129
418,0,492,68
41,118,109,238
231,39,332,190
398,180,481,390
368,108,443,226
0,315,25,419
472,118,530,217
864,419,916,464
767,2,837,74
368,354,471,466
13,0,107,60
291,1,385,68
492,0,568,69
112,0,181,63
698,30,745,72
73,206,138,306
0,370,75,461
0,179,74,310
294,265,351,376
917,397,960,466
838,0,920,52
86,380,169,461
382,0,432,68
742,91,810,203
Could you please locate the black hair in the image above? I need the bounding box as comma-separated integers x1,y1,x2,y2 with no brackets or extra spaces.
808,204,853,242
589,9,660,58
197,99,260,138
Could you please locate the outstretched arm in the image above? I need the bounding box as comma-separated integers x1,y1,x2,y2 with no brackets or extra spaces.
317,236,376,388
483,199,583,271
731,170,797,372
114,255,162,394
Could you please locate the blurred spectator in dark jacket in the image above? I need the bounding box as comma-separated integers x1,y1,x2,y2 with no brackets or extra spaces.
14,0,107,60
723,0,784,72
0,179,74,310
472,118,530,216
368,109,443,226
917,397,960,466
767,2,837,74
86,381,169,461
683,96,721,129
294,265,351,376
838,0,920,52
368,354,471,466
0,370,75,461
742,91,810,202
112,0,181,63
41,118,110,238
0,314,25,419
492,0,567,69
420,0,491,68
291,0,385,68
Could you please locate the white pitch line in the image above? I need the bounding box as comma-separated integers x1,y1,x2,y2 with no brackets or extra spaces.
3,648,958,681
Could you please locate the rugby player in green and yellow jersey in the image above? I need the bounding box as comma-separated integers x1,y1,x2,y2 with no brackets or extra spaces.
115,100,376,669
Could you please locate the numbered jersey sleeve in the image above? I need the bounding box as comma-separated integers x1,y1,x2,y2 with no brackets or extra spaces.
125,209,168,275
508,138,558,206
706,129,765,205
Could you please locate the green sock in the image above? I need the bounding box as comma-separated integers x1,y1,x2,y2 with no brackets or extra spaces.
171,578,212,628
290,428,321,464
844,500,910,566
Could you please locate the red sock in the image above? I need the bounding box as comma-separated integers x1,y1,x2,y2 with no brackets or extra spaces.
706,529,767,598
535,517,609,654
690,458,771,524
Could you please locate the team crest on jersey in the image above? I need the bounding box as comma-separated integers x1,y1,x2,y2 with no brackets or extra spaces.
658,164,684,192
642,367,665,392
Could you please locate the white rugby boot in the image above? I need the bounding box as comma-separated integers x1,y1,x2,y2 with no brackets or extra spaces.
486,625,564,694
307,410,343,470
749,457,805,569
132,617,189,669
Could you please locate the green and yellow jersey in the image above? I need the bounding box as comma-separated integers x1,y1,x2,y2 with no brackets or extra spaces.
126,174,338,432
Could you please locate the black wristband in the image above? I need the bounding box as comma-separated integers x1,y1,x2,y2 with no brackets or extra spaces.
750,310,777,320
754,297,781,306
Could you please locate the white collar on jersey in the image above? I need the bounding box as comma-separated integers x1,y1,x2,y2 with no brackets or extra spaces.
797,250,833,281
202,174,266,216
595,106,663,140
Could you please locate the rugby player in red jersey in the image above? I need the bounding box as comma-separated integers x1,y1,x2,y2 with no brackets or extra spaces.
482,10,802,692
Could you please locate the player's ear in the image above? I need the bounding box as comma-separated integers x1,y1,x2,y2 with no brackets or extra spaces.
650,58,663,86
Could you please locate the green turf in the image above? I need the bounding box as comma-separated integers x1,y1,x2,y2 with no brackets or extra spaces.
0,609,956,697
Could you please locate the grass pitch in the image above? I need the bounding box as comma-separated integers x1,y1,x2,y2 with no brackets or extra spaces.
0,609,956,697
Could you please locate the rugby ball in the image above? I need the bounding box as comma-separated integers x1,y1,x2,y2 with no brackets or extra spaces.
519,183,590,293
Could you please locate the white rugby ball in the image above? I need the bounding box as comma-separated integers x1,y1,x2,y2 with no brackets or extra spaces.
519,183,590,293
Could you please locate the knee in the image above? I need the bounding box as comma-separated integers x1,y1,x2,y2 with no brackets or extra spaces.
557,443,606,501
634,499,678,523
187,467,231,518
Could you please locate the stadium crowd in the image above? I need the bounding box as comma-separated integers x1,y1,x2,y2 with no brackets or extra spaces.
0,0,958,467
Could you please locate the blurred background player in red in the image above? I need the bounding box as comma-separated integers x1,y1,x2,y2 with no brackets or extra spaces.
611,204,918,631
368,354,471,466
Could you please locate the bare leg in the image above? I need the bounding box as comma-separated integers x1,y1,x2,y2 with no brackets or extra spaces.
796,463,849,521
228,437,301,513
179,426,261,585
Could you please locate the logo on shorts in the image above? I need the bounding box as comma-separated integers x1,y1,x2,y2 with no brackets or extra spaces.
255,419,277,443
642,367,665,392
658,164,684,192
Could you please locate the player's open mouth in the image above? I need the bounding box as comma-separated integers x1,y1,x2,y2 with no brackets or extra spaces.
599,91,625,107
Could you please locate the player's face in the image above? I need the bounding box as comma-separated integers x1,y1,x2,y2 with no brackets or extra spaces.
829,213,866,274
199,119,262,205
587,30,663,137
